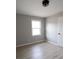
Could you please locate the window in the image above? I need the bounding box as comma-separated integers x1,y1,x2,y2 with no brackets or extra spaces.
32,20,41,36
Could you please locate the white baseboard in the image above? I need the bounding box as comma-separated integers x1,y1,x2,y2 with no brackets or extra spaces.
48,40,58,45
16,40,45,47
48,40,63,48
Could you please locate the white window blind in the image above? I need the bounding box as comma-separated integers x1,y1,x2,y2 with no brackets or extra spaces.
32,20,41,36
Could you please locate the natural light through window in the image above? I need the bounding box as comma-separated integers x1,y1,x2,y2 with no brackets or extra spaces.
32,20,41,36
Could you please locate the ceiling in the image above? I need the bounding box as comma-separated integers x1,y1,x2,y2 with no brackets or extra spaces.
16,0,63,17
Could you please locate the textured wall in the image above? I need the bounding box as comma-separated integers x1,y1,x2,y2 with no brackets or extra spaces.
16,14,45,47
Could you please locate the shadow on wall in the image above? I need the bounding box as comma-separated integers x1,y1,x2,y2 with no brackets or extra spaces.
46,11,63,47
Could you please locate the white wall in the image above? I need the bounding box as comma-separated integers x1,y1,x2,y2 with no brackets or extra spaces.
57,16,63,46
46,12,63,47
16,14,45,47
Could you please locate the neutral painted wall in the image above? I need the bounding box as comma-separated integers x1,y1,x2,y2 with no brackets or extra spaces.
16,14,45,47
46,12,63,47
57,16,63,46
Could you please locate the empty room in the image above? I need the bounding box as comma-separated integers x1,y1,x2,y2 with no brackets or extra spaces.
16,0,63,59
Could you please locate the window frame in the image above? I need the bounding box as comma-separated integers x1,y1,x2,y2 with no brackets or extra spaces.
32,20,41,36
